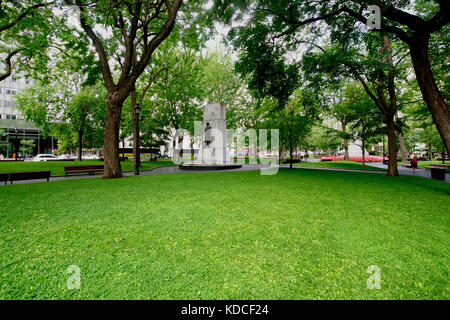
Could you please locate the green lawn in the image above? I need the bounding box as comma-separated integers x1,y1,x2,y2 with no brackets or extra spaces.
0,159,174,176
295,160,386,171
0,168,449,299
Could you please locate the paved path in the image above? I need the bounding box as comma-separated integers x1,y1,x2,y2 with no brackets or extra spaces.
2,164,263,185
367,162,450,182
2,162,448,185
282,162,449,182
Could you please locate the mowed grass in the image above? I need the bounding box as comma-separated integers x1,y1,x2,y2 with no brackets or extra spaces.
0,168,449,299
0,159,174,176
295,160,386,171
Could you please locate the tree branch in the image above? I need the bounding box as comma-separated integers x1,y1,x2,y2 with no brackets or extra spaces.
0,50,19,82
72,0,115,91
0,2,51,33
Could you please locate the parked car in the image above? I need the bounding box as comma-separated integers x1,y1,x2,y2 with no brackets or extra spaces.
83,154,100,160
33,154,58,162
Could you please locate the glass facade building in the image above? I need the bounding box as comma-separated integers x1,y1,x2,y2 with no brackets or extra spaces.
0,75,55,158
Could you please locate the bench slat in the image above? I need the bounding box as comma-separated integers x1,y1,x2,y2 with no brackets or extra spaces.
64,165,104,176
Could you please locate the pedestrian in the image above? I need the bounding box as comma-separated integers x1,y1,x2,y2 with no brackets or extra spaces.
410,153,418,174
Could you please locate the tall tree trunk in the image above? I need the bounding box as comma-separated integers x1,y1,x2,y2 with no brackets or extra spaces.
289,136,293,169
361,138,365,167
342,121,349,160
386,116,399,176
409,32,450,155
397,131,408,163
103,95,123,178
77,130,83,162
131,87,140,169
395,113,408,163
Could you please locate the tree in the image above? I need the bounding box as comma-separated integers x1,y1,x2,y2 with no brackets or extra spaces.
0,1,64,82
19,139,35,157
212,0,450,157
347,88,385,167
0,129,9,157
264,90,317,168
302,32,408,176
61,0,184,178
150,48,206,162
325,91,355,161
65,86,106,161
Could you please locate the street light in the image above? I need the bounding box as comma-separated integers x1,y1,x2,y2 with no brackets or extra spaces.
135,103,142,175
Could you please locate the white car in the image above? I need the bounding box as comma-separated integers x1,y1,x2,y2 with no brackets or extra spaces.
58,154,74,159
83,154,99,160
33,154,58,162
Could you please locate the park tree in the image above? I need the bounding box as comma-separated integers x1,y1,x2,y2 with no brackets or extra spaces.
149,48,206,162
302,32,409,176
307,126,342,157
65,86,106,161
0,1,67,82
15,39,105,160
19,139,35,157
212,0,450,159
15,81,106,160
0,129,9,157
404,99,446,162
263,90,318,168
60,0,185,178
346,86,385,167
323,90,355,161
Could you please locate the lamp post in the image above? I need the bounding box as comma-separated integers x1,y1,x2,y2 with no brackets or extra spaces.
135,103,142,175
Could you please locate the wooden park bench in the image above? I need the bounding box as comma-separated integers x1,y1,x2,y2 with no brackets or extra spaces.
64,165,104,176
8,171,51,184
0,173,8,185
425,163,450,181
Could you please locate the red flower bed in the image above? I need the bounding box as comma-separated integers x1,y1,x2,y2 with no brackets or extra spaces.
320,156,386,162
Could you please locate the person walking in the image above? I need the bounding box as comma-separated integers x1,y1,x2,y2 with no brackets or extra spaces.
410,154,418,174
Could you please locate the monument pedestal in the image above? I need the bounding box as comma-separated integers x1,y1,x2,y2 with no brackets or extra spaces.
179,103,241,171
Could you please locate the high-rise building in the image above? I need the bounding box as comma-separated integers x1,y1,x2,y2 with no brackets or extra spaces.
0,74,55,158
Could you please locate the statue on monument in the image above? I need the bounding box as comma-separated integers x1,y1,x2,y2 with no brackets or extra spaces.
204,122,213,146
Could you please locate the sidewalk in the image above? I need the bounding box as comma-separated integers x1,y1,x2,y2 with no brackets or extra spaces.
367,162,449,182
2,162,448,185
280,161,449,182
2,164,263,185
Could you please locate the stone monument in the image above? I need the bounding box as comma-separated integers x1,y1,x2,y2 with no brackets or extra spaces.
179,103,241,170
